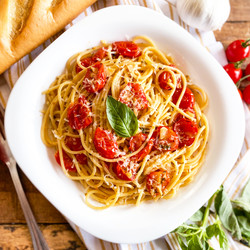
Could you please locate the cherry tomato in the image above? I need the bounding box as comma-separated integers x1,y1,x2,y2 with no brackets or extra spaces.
112,41,141,58
65,136,87,165
118,83,148,111
76,58,93,73
223,63,243,84
67,95,92,130
82,62,107,93
112,159,139,181
172,87,195,112
129,133,154,162
244,63,250,81
238,89,243,99
76,47,107,73
146,170,171,198
158,71,173,90
94,127,119,159
243,85,250,104
173,118,198,147
55,150,77,172
225,39,250,62
153,126,179,151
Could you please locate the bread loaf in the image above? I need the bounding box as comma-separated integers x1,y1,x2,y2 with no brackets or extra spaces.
0,0,96,74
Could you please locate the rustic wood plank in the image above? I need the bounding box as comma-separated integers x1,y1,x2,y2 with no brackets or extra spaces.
0,224,87,249
228,0,250,22
214,22,250,49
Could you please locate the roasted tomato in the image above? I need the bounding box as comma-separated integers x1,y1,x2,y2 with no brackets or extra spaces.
65,136,87,165
82,62,107,93
146,170,171,197
173,118,198,147
67,95,92,130
118,83,148,111
94,127,119,159
172,87,195,112
158,71,173,90
55,150,77,172
112,41,141,58
153,126,179,151
112,159,139,181
76,47,107,73
129,132,154,162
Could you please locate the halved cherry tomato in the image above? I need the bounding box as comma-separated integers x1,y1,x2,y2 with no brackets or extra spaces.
112,159,139,181
129,132,154,162
146,170,171,198
118,83,148,111
55,150,77,172
173,118,198,147
67,95,92,130
243,85,250,104
65,136,87,165
153,126,179,151
225,39,250,62
76,47,107,73
223,63,243,83
82,62,107,93
112,41,141,58
94,127,119,159
172,87,195,112
158,71,173,90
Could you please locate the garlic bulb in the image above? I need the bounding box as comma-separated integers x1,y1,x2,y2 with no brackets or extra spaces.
176,0,230,31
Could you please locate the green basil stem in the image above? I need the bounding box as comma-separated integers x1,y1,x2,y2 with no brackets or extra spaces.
201,191,219,229
236,74,250,88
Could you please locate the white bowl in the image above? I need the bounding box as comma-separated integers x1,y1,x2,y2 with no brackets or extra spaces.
5,5,245,244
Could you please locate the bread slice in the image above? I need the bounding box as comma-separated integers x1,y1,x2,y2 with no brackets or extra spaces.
0,0,96,74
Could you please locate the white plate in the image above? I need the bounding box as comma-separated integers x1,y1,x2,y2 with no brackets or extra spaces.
5,6,245,244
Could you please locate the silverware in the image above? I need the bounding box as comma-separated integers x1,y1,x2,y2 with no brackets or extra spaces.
0,105,49,250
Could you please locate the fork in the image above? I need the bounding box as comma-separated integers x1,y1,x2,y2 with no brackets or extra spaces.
0,105,49,250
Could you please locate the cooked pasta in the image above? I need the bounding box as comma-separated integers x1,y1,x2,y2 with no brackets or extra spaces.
41,36,209,209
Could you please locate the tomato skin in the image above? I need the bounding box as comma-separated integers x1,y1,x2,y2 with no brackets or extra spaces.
118,83,148,111
238,89,243,99
67,95,92,130
172,87,195,112
146,170,171,197
55,150,77,172
94,127,119,159
82,62,107,93
76,47,107,73
129,133,147,152
152,126,179,151
244,63,250,81
243,85,250,104
223,63,243,83
225,39,250,62
158,71,173,90
112,159,139,181
112,41,141,58
173,118,198,147
65,136,87,165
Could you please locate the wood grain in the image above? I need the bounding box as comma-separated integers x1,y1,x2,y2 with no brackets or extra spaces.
0,0,249,248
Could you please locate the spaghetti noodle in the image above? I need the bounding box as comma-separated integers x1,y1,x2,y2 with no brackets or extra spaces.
41,36,209,209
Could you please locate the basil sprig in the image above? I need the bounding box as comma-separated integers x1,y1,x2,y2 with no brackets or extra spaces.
174,179,250,249
106,96,138,138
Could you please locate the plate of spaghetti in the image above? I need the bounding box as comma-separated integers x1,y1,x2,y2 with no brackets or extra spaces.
5,6,245,243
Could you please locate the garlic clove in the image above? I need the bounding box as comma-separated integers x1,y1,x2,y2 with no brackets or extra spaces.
176,0,231,31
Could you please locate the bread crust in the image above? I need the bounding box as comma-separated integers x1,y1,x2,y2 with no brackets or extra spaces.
0,0,96,74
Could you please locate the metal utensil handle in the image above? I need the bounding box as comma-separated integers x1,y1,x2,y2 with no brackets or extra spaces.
8,159,49,250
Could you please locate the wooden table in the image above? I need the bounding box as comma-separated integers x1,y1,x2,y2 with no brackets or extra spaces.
0,0,249,248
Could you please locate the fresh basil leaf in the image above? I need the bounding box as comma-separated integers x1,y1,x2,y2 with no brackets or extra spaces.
106,96,138,138
177,235,188,250
215,186,242,240
232,179,250,213
237,215,250,239
190,207,205,222
187,235,203,250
